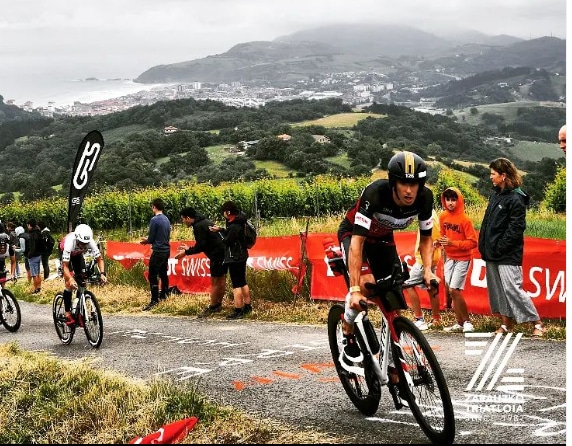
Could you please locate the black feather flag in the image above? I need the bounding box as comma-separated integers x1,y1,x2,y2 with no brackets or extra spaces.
67,130,104,232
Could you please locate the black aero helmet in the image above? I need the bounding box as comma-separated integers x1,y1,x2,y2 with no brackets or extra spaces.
387,151,427,188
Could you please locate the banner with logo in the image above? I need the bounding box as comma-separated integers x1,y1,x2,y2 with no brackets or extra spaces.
106,235,302,294
105,233,566,318
67,130,104,232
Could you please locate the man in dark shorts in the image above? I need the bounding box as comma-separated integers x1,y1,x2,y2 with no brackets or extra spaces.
175,207,227,317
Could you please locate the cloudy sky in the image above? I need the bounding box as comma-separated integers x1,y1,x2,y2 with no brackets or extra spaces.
1,0,566,80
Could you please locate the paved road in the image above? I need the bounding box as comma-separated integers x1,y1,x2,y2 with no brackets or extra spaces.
2,300,566,444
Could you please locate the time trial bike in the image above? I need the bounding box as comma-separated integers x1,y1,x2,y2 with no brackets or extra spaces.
0,270,21,332
52,262,103,348
326,254,455,444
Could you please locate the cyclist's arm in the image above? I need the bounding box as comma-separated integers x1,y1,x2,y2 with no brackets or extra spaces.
62,259,76,289
419,234,439,286
348,234,367,311
96,255,107,283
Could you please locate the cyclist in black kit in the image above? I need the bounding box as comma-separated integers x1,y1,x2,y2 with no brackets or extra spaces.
338,151,439,366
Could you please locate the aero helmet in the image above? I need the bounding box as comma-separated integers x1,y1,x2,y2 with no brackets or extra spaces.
387,151,427,188
74,224,93,244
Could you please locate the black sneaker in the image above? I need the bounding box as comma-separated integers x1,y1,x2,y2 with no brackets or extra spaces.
142,300,159,311
32,288,41,294
226,308,244,320
342,333,363,363
198,304,222,318
243,303,252,315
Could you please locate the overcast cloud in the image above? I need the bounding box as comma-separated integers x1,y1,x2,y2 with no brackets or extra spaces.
0,0,567,79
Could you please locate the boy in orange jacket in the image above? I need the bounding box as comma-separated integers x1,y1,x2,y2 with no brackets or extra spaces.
438,187,478,333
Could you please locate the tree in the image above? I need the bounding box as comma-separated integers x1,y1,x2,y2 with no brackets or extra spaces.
542,167,566,213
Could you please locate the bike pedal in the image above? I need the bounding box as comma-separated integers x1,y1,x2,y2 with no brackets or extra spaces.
388,384,406,410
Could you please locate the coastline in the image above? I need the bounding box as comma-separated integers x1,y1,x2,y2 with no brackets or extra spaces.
1,78,172,108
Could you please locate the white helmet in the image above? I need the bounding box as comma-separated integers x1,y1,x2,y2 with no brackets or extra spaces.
74,224,93,244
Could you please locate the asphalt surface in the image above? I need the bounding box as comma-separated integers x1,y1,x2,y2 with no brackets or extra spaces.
1,300,566,444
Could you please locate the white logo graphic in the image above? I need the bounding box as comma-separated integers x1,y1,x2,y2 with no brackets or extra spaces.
464,332,524,392
73,140,101,190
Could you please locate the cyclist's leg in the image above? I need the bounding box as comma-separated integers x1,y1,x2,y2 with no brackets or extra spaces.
62,255,82,324
366,244,400,382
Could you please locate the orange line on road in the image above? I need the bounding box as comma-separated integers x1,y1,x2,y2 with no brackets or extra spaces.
273,371,302,379
233,381,246,391
318,377,340,382
301,362,334,373
252,376,274,384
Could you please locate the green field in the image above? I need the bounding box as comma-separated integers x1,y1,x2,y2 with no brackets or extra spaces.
292,112,385,128
253,160,293,177
506,140,563,162
325,153,352,169
454,101,565,126
102,124,148,144
205,144,233,165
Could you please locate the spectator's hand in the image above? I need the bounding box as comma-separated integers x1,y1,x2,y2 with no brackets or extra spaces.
438,236,449,246
140,237,147,245
209,225,220,232
100,274,108,285
175,244,187,260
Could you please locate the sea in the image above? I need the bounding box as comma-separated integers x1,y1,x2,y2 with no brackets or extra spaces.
0,64,173,108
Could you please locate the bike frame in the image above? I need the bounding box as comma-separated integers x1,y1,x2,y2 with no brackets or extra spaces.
338,284,421,386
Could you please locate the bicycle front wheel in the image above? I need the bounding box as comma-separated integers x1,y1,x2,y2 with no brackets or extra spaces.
82,291,103,348
52,293,75,344
391,316,455,444
0,289,21,332
327,303,380,416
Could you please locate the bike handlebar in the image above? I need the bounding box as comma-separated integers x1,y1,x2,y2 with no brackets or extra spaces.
358,279,439,310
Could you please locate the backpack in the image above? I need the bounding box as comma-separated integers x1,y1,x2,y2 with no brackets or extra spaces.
0,234,9,257
19,233,30,258
244,219,257,249
32,230,46,255
42,232,56,255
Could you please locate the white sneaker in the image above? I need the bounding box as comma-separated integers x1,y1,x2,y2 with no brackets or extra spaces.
413,318,428,331
444,323,463,333
463,321,475,333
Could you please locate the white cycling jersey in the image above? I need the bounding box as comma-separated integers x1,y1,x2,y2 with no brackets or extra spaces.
61,232,100,262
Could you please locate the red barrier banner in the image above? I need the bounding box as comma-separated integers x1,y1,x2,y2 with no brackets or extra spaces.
305,233,566,320
105,233,566,319
106,236,302,295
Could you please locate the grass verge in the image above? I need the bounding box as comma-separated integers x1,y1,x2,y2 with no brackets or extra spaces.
0,343,343,444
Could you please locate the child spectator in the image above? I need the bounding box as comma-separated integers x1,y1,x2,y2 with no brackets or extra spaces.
438,187,478,333
404,209,442,330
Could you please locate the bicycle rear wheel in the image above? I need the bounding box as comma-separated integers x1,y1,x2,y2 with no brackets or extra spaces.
82,291,103,348
0,289,21,332
327,304,380,416
52,293,75,344
391,316,455,444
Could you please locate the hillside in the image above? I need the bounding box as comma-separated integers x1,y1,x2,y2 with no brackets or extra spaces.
134,26,563,88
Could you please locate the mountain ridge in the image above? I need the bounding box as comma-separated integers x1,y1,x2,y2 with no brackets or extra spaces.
134,25,563,85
